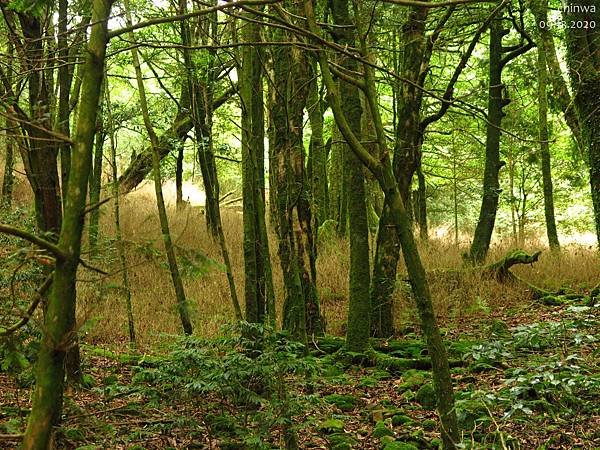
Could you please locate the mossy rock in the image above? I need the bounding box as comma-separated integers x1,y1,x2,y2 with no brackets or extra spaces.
372,421,394,438
415,383,437,410
391,414,413,426
541,295,565,306
396,369,429,392
325,394,357,411
382,442,419,450
319,418,345,433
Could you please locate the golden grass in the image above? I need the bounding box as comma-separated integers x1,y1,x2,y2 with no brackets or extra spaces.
68,185,600,350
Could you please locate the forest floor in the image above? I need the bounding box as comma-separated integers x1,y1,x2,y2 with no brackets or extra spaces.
1,295,599,450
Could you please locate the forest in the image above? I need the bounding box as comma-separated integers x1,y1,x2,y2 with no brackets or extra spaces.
0,0,599,448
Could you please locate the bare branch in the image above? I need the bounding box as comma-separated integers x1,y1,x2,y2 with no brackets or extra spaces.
0,224,67,260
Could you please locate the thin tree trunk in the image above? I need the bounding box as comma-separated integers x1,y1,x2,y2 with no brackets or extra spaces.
125,0,192,335
307,60,328,228
88,114,104,256
2,117,14,210
105,78,136,348
537,37,559,250
239,9,275,323
175,143,184,208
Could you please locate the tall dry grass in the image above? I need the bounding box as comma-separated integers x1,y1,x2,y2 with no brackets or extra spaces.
70,184,600,350
3,165,597,349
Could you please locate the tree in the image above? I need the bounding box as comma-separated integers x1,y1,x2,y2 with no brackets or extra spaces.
269,1,323,340
304,1,459,445
563,0,600,245
329,0,372,353
468,7,533,263
21,1,113,446
535,20,559,250
239,7,275,323
125,0,193,336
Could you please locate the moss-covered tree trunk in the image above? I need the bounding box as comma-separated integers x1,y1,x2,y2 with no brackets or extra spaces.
370,5,427,338
532,0,582,154
2,118,14,210
563,1,600,245
118,87,193,193
88,113,105,256
240,9,275,323
307,59,328,228
270,9,323,340
21,2,112,447
328,123,347,234
330,0,371,353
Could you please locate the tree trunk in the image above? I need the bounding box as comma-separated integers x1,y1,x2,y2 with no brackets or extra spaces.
532,0,582,155
106,78,136,349
536,36,560,250
563,1,600,245
468,17,507,263
370,5,427,338
118,88,193,194
328,123,347,234
1,117,14,210
307,59,328,228
88,115,105,256
125,0,192,335
270,12,323,340
240,9,275,323
175,143,184,208
330,0,371,353
21,2,112,447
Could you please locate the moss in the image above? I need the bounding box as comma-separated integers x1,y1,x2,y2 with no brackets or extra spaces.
318,418,345,433
391,414,413,426
372,421,394,438
324,394,357,411
382,442,419,450
415,383,437,410
396,369,429,392
329,432,356,449
422,419,437,431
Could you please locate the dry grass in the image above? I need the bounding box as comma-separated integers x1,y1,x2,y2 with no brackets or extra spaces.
66,184,599,350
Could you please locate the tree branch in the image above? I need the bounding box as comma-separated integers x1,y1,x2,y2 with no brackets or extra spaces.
0,274,52,337
0,224,67,260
